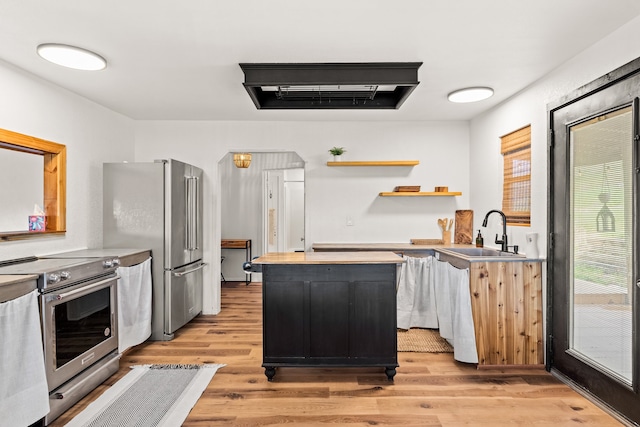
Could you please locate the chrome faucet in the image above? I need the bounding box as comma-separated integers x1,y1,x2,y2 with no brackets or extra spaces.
482,209,508,252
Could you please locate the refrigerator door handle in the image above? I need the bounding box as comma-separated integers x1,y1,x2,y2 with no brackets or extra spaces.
185,176,199,251
185,177,190,250
172,262,207,277
193,176,199,250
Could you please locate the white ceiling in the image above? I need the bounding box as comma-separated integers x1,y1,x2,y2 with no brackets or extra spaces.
2,0,640,121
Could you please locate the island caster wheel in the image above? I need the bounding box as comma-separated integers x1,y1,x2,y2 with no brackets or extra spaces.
385,367,396,381
264,367,276,381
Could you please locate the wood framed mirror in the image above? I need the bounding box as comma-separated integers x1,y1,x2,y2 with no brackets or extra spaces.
0,128,66,241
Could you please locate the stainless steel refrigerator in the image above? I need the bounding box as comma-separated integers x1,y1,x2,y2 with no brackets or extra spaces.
103,159,205,341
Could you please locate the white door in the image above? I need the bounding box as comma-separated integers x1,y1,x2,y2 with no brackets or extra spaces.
284,169,305,252
263,168,305,254
264,170,285,254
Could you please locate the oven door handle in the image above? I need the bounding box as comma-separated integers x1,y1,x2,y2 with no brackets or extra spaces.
55,275,119,301
172,262,207,277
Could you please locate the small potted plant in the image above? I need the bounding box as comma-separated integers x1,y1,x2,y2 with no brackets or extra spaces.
329,146,346,161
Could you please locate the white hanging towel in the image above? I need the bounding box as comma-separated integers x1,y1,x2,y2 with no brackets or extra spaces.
396,255,438,330
434,260,454,339
0,290,50,427
117,257,152,353
434,260,478,364
448,264,478,363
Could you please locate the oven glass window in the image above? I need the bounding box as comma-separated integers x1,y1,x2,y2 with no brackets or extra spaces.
55,287,112,368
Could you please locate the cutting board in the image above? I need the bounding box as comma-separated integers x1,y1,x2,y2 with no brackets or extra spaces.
454,210,473,244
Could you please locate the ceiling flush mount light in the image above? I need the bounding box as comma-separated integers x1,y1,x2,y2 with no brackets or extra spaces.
239,62,422,110
233,153,252,168
37,43,106,71
447,87,494,103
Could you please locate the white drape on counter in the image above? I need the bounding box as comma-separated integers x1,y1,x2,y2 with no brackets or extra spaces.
434,259,478,363
117,257,152,353
396,255,438,329
396,254,478,364
0,290,50,427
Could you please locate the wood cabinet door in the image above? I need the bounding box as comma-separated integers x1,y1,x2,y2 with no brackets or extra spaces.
262,279,305,358
350,280,397,359
309,281,350,357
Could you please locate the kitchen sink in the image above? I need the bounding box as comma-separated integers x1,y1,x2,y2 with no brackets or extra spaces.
439,247,524,257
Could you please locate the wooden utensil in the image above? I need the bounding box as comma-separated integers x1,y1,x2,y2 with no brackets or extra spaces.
439,217,452,244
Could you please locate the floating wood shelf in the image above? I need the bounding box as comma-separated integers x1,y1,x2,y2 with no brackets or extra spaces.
327,160,419,167
379,191,462,197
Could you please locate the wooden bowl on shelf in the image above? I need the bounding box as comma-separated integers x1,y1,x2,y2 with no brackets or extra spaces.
434,186,449,192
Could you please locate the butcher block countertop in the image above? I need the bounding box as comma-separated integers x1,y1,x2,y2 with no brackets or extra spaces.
312,242,477,252
252,251,404,265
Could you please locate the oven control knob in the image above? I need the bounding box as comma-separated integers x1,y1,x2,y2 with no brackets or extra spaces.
112,258,121,267
103,259,114,268
60,271,71,280
48,273,60,283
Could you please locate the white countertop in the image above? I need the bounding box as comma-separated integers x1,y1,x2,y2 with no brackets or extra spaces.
0,274,38,303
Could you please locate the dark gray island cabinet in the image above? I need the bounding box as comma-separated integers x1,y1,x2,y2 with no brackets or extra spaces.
252,251,404,381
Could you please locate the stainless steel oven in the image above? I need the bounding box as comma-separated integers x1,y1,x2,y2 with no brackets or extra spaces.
41,272,118,391
0,256,121,425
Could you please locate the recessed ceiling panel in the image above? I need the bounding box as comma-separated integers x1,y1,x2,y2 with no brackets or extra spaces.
239,62,422,110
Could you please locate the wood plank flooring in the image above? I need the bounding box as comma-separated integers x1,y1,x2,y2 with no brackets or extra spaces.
50,281,623,426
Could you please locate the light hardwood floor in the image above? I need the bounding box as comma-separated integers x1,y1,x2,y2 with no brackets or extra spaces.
50,281,623,426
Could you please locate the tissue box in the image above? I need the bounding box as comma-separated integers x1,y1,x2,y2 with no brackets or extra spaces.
28,215,46,232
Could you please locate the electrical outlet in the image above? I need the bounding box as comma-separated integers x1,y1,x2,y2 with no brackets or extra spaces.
346,216,354,226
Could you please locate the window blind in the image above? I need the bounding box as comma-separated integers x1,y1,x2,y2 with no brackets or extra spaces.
501,126,531,226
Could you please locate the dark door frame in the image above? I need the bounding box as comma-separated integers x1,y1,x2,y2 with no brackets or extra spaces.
547,56,640,424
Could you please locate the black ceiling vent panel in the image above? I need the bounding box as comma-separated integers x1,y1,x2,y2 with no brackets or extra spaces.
239,62,422,110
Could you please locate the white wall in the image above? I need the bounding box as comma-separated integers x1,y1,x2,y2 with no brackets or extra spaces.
0,60,135,260
134,120,470,313
469,14,640,255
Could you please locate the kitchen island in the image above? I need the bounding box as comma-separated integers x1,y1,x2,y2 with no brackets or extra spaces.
252,251,404,381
